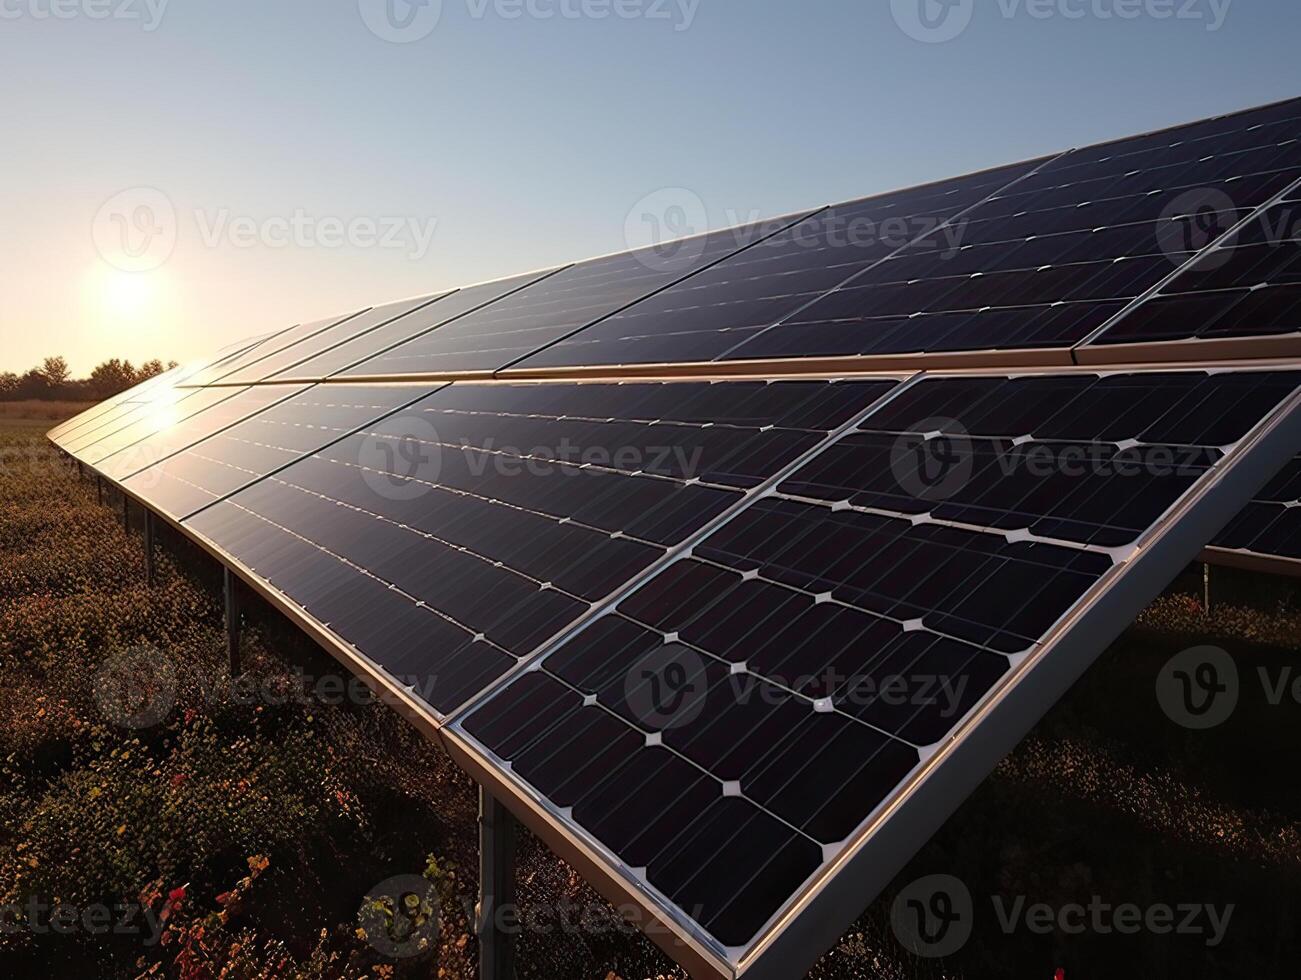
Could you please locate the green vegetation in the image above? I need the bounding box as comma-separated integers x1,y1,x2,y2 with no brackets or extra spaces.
3,420,1299,979
0,357,176,405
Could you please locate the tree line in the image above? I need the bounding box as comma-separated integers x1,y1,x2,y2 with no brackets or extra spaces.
0,357,179,402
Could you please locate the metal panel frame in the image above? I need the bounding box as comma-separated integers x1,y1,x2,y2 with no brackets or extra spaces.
441,363,1301,980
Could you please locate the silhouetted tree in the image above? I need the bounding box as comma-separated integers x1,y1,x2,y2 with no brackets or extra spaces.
41,356,71,388
88,358,138,398
14,369,51,400
0,372,17,397
137,359,166,381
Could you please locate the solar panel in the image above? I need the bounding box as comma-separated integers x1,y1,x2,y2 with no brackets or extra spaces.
1209,453,1301,570
183,378,902,717
49,331,279,446
45,95,1301,980
511,161,1044,371
267,269,562,381
96,383,311,482
124,384,436,520
447,365,1301,979
61,384,251,461
336,216,815,378
178,312,368,388
211,293,455,385
507,100,1301,373
1080,180,1301,355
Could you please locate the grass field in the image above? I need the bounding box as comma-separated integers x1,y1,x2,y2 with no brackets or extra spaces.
0,401,97,423
3,422,1299,979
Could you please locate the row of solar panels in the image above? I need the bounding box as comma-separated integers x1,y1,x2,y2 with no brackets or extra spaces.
46,338,1301,574
48,96,1301,980
49,359,1301,975
125,95,1299,388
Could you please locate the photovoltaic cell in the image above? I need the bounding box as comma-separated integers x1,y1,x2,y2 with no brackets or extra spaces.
268,270,561,381
185,379,899,717
1087,189,1301,347
63,385,252,462
513,162,1040,370
724,101,1301,362
180,312,366,388
1212,453,1301,563
336,215,814,377
122,385,428,519
97,383,310,482
455,366,1301,967
215,293,455,385
50,331,278,447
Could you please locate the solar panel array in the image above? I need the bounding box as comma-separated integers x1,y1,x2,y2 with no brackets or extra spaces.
51,97,1301,980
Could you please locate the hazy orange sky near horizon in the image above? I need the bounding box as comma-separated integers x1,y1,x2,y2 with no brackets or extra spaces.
3,0,1297,378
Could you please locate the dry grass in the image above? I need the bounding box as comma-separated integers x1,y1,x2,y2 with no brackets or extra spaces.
0,399,97,422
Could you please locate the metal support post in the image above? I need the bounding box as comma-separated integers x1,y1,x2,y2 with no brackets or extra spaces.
224,567,243,676
477,786,518,980
144,511,156,586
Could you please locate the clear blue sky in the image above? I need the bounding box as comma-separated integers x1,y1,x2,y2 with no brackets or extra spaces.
2,0,1297,374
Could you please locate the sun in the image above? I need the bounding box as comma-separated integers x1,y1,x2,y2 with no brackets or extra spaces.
99,267,158,318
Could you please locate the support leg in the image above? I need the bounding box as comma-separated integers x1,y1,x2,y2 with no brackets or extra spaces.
144,511,156,586
224,568,243,676
477,786,518,980
1202,561,1212,614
